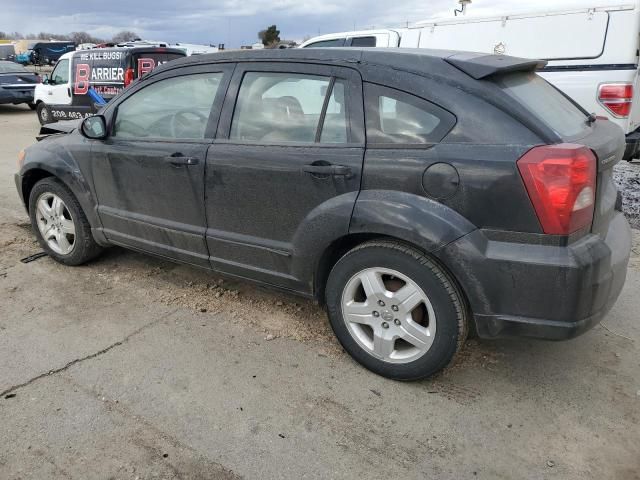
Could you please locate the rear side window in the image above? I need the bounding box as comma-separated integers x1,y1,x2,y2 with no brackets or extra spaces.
497,72,588,138
305,39,346,48
350,36,376,47
365,83,456,146
230,72,348,144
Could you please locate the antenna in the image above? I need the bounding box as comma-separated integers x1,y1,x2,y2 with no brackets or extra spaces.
454,0,472,16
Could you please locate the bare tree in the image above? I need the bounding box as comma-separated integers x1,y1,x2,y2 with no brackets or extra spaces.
112,31,140,43
69,31,104,44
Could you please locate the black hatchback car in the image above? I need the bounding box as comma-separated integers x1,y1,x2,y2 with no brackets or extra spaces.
15,49,632,380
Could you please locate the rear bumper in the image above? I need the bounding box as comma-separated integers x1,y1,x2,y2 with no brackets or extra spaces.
0,88,34,105
438,212,632,340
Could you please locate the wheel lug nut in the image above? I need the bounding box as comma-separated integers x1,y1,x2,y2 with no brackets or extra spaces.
394,319,401,326
382,322,389,329
392,305,399,312
378,300,385,307
372,311,380,317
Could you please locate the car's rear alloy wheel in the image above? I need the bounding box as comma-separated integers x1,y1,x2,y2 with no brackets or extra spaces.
28,177,103,265
35,192,76,255
341,267,436,364
326,240,468,380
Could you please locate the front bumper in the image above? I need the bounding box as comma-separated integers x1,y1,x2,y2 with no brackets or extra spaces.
15,173,27,210
438,212,632,340
0,87,35,105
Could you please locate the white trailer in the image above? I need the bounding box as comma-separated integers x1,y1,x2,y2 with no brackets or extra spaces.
300,2,640,159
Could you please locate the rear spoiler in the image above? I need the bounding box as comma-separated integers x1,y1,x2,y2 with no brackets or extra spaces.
445,52,547,80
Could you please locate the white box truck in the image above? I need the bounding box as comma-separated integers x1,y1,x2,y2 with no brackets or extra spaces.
300,2,640,159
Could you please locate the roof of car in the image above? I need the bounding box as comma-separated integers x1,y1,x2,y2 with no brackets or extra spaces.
163,47,452,69
153,47,545,81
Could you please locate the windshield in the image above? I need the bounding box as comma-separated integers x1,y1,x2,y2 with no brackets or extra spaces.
0,61,29,74
497,72,589,139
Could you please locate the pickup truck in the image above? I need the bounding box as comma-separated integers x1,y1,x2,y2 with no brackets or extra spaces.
300,2,640,160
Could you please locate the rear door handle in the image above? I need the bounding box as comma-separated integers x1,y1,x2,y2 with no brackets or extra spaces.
166,154,199,166
302,164,351,176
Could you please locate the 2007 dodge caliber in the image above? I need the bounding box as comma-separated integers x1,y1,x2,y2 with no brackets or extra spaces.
15,49,632,380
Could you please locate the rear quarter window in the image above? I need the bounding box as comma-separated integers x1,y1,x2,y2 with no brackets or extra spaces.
350,36,377,47
364,83,456,146
304,39,346,48
497,72,588,139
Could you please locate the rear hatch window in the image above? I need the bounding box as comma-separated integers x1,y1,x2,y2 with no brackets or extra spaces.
496,72,589,139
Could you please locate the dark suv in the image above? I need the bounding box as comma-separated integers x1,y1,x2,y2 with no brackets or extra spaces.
15,49,632,380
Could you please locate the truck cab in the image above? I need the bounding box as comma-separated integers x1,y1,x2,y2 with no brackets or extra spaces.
299,30,403,48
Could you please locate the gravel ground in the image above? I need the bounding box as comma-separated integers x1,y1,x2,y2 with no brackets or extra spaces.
613,160,640,229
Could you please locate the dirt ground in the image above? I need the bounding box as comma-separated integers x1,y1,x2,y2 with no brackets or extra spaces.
1,103,639,480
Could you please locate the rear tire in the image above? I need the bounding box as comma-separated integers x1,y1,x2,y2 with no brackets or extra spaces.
36,103,51,125
325,240,468,380
28,177,103,266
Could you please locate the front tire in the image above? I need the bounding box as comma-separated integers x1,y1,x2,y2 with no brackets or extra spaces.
325,240,468,380
36,102,51,125
28,177,103,266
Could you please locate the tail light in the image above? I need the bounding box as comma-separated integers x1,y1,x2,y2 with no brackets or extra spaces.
598,83,633,118
124,68,135,87
517,144,597,235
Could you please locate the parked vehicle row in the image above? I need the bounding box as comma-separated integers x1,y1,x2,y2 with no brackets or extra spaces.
14,42,77,66
0,61,40,109
301,2,640,160
15,48,632,380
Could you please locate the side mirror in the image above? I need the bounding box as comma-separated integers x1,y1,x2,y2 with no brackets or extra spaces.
42,74,49,85
80,115,108,140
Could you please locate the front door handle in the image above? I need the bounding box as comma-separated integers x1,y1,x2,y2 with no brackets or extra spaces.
166,154,199,166
302,164,351,176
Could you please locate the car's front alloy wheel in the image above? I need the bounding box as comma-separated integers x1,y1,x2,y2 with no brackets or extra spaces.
36,103,50,125
28,177,103,265
34,192,76,255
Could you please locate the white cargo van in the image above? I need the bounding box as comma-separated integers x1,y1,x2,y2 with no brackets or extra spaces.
33,46,185,124
300,2,640,159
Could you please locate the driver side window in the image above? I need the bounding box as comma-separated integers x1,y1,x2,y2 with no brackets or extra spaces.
51,59,69,85
114,72,223,140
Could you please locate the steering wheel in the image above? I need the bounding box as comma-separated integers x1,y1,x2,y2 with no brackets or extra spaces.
116,119,147,137
170,109,208,138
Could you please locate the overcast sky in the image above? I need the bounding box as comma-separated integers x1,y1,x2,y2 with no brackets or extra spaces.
1,0,630,47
